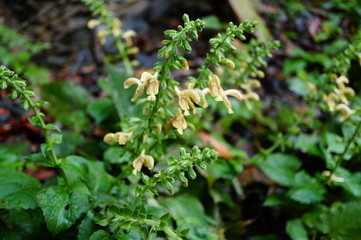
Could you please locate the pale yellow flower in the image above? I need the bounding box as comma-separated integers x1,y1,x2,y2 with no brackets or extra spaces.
103,132,132,145
208,75,224,101
326,93,339,111
132,150,154,175
226,60,235,69
122,30,136,46
243,92,259,109
124,72,159,101
222,89,244,113
87,19,100,29
103,133,115,144
207,75,245,113
334,87,355,104
114,132,132,145
335,104,355,121
336,76,349,90
175,86,201,115
96,30,107,45
306,82,316,97
172,108,187,134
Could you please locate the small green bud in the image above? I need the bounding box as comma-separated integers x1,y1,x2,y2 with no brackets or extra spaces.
180,148,187,156
178,172,188,182
188,167,196,179
192,146,201,155
199,162,207,170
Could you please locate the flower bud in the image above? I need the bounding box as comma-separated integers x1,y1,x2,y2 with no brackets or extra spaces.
188,167,196,179
226,60,235,69
103,133,115,144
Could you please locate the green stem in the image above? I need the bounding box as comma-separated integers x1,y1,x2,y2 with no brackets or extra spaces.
111,226,121,240
7,77,72,187
326,121,361,183
115,40,133,76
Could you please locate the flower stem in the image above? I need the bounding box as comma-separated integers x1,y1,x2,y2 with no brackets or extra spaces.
326,120,361,183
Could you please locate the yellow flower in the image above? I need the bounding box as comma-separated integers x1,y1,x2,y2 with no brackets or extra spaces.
172,108,187,134
175,86,201,115
114,132,132,145
222,89,244,114
335,104,355,121
87,19,100,29
207,75,245,114
326,93,339,111
132,150,154,175
103,133,115,144
208,75,224,101
226,60,235,69
336,76,349,90
96,30,107,45
334,87,355,104
103,132,132,145
306,82,316,97
112,19,122,37
243,92,259,109
124,72,159,101
122,30,136,46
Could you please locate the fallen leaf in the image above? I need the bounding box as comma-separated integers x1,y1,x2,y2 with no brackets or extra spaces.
198,130,233,159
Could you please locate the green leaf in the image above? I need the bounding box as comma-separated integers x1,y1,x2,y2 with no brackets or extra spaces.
202,15,223,30
59,156,89,186
286,219,308,240
257,153,301,187
334,168,361,197
2,209,44,238
87,99,116,125
283,58,307,76
160,194,218,240
54,131,85,157
89,230,111,240
40,81,90,132
25,153,55,167
105,62,142,118
38,184,89,235
0,171,41,209
289,77,310,96
287,171,325,204
315,201,361,239
78,215,96,240
87,161,114,192
49,133,63,145
325,132,344,154
0,143,26,170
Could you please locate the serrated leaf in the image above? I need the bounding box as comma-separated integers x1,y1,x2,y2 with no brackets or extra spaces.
287,171,325,204
37,185,89,235
315,201,361,239
257,153,301,187
59,156,89,186
286,219,308,240
0,171,41,209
